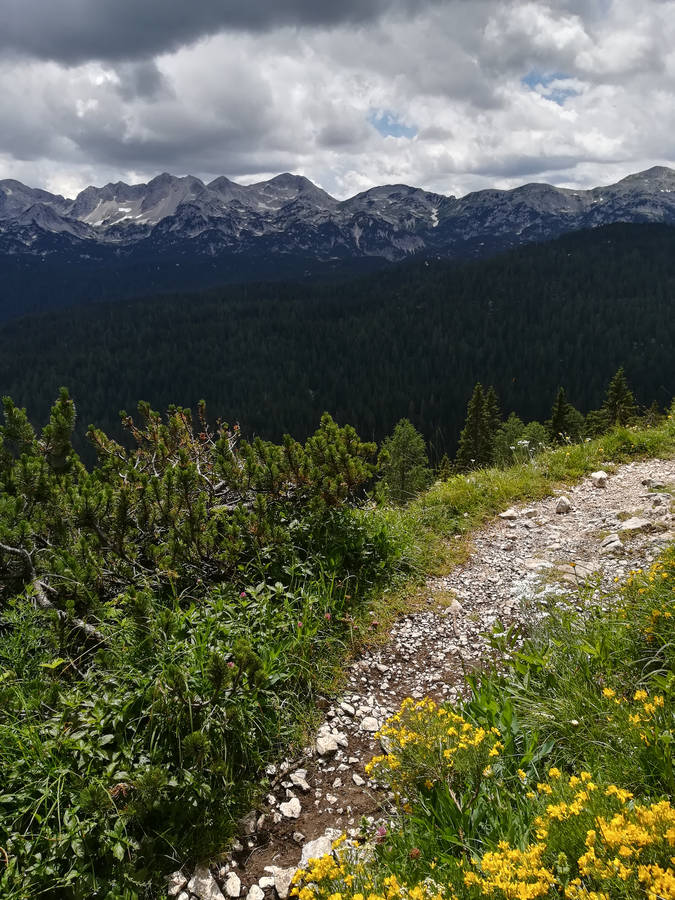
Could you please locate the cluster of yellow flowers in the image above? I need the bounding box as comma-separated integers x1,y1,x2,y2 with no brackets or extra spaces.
291,839,448,900
292,767,675,900
574,799,675,897
365,697,503,793
464,771,675,900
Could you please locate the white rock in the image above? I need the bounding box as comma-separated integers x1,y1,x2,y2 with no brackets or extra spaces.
556,496,572,514
361,716,379,732
352,773,365,786
187,864,226,900
620,517,652,533
258,877,275,889
290,772,310,792
316,734,338,755
279,797,302,819
591,471,608,488
499,507,519,520
272,867,296,900
168,871,188,898
224,872,241,899
300,834,334,867
247,886,264,900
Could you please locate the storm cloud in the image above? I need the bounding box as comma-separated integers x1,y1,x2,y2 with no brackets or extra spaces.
1,0,674,200
2,0,444,64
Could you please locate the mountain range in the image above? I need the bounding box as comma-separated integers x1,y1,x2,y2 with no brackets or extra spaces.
2,165,675,320
3,165,675,259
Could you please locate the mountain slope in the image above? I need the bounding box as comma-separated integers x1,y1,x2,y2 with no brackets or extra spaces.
1,167,675,320
1,223,673,457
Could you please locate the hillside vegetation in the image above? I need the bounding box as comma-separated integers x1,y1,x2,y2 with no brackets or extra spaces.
1,387,674,897
0,224,674,458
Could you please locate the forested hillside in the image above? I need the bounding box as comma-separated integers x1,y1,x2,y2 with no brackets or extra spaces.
2,223,674,457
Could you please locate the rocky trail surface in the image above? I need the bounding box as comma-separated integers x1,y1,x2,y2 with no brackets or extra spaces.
170,458,675,900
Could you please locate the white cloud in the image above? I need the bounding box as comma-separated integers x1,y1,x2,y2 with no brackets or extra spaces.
1,0,674,199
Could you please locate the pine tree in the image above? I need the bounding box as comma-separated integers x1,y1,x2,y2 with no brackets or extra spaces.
603,367,636,426
547,387,584,444
437,453,452,482
456,383,491,470
378,418,431,503
483,386,501,463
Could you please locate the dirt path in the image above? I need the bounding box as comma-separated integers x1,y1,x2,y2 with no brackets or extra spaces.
172,458,675,900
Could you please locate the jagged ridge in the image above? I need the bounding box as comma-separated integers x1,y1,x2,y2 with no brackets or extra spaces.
2,166,675,263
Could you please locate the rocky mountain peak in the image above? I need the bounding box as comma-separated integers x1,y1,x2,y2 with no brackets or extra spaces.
1,165,674,263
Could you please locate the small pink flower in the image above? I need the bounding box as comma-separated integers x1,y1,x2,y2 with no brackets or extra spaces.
240,591,246,598
324,613,331,621
227,661,235,668
297,621,303,628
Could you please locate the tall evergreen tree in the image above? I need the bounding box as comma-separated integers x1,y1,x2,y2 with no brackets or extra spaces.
603,367,636,426
378,418,431,503
437,453,452,482
483,386,501,462
456,383,491,470
548,387,584,444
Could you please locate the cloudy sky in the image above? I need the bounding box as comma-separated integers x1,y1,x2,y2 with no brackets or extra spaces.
2,0,674,199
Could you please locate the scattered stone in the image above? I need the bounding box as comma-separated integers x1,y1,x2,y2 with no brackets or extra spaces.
247,886,265,900
271,867,296,900
361,717,379,732
167,871,188,898
187,864,226,900
620,517,652,533
316,735,338,756
293,831,305,843
556,496,572,514
591,471,608,488
352,773,365,786
290,771,311,792
259,877,275,889
499,508,519,520
224,872,241,899
279,797,302,819
300,834,334,867
600,533,623,554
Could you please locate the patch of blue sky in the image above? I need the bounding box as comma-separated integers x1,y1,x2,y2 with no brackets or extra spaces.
368,109,417,139
522,70,579,106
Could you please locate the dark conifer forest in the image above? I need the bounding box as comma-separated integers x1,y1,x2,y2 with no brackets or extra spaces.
2,222,674,458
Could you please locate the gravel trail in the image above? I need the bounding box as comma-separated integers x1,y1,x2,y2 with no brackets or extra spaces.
173,458,675,900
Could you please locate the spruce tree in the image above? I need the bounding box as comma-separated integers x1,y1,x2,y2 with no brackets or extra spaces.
483,386,501,462
378,418,431,503
603,367,636,426
437,453,452,482
456,383,491,470
548,387,584,444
